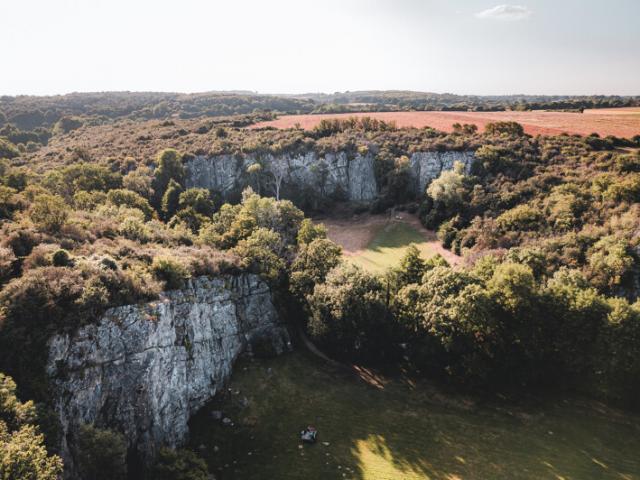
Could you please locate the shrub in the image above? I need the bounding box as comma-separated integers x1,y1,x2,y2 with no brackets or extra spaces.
74,424,127,480
0,138,20,159
28,194,69,233
0,186,20,219
73,190,107,210
0,247,16,284
51,249,71,267
495,204,543,232
52,116,83,135
151,256,190,290
149,448,209,480
485,121,524,136
178,188,216,217
107,189,155,220
0,373,63,480
122,165,154,199
296,218,327,245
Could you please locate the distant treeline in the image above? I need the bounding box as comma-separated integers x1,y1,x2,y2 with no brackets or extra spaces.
304,91,640,114
1,91,639,131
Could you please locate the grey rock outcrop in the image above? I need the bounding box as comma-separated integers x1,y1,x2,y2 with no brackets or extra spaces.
409,151,475,195
185,150,474,203
47,274,289,472
185,151,378,202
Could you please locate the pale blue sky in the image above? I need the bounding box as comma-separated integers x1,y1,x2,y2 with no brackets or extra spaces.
1,0,638,95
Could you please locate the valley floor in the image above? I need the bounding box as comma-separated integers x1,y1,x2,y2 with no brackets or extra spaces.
319,212,462,273
189,352,640,480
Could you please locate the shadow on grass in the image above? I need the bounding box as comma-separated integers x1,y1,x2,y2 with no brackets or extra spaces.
188,352,640,480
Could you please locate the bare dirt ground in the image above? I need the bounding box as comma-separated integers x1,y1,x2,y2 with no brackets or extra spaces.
316,211,462,266
250,107,640,138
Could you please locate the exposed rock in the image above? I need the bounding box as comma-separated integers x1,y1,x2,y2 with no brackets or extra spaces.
47,274,289,474
409,151,476,195
185,150,475,204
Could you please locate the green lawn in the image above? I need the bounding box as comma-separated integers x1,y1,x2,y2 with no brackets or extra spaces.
347,222,440,273
189,352,640,480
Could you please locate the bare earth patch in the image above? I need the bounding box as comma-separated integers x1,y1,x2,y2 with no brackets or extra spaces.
317,212,462,271
250,107,640,138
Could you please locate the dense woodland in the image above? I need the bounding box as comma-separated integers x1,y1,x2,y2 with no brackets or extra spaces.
1,105,640,477
2,91,639,133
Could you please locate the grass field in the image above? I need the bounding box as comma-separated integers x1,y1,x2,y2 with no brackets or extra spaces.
320,213,461,274
347,222,440,273
250,107,640,138
189,352,640,480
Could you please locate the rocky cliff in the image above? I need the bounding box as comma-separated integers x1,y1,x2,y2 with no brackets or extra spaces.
185,150,475,203
47,274,289,473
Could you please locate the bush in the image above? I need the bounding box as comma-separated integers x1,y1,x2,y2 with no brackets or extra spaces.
0,247,16,284
107,189,155,220
0,373,63,480
52,116,83,135
74,424,127,480
151,256,190,290
149,448,209,480
28,194,69,233
51,249,71,267
495,204,543,232
485,121,524,136
0,186,20,220
178,188,216,217
0,138,20,159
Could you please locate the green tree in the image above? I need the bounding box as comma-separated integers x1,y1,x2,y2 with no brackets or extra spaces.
178,188,216,217
307,264,394,360
426,161,468,209
232,228,287,283
296,218,327,245
162,179,183,220
0,373,63,480
153,148,184,206
394,245,426,286
290,238,342,297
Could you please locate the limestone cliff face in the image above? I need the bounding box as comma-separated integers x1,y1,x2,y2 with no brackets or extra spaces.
185,150,475,202
47,274,289,472
186,151,378,202
409,151,476,195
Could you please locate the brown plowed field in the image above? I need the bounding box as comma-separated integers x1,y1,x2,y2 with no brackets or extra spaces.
250,107,640,138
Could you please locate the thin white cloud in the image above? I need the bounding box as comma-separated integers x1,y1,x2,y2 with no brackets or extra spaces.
475,4,532,21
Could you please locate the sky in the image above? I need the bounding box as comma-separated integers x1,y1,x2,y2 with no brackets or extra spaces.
1,0,639,96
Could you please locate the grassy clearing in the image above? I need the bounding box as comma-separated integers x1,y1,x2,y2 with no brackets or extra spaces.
189,352,640,480
347,222,440,273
